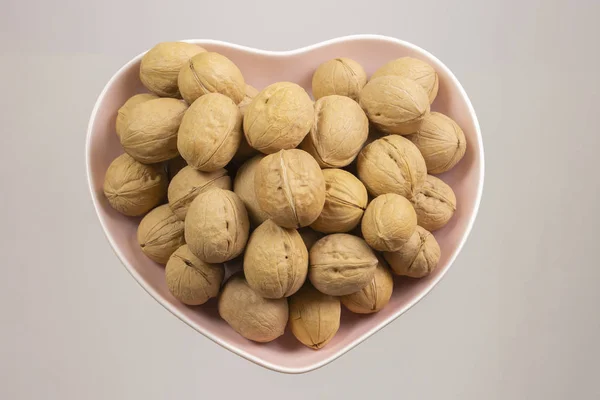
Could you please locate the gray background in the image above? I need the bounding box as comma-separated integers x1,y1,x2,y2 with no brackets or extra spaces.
1,0,599,398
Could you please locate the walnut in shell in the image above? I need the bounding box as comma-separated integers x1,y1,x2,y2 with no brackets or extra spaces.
341,255,393,314
168,166,231,221
407,112,467,174
243,82,314,154
300,95,368,168
177,93,242,171
218,274,289,343
140,42,206,98
371,57,439,104
310,169,367,234
165,244,224,306
411,175,457,231
289,283,341,349
120,98,188,164
309,234,378,296
254,149,325,228
178,52,245,105
383,226,440,278
359,75,430,135
137,204,185,264
116,93,158,139
311,58,367,101
103,153,166,216
185,189,249,263
357,135,427,199
361,193,417,252
232,155,269,226
243,220,308,299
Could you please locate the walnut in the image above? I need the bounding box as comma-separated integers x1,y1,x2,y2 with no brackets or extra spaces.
383,226,440,278
341,255,393,314
115,93,158,139
411,175,457,231
136,204,185,264
371,57,439,104
311,58,367,101
361,193,417,252
232,155,270,226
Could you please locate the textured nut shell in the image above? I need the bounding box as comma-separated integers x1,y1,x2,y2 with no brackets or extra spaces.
309,234,378,296
165,244,224,305
140,42,206,97
371,57,439,104
341,256,393,314
361,193,417,252
254,149,326,228
300,95,368,168
233,155,269,226
218,275,288,343
298,228,324,251
234,85,261,164
357,135,427,199
383,226,440,278
185,189,249,263
243,82,314,154
177,93,242,171
103,153,166,216
120,98,187,164
359,75,430,135
166,156,187,181
407,112,467,174
289,284,341,349
177,52,245,104
411,175,457,231
244,220,308,299
116,93,158,139
168,166,231,221
137,205,185,264
311,58,367,101
310,169,367,233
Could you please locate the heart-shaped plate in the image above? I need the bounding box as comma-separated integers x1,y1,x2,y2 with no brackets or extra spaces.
86,34,484,374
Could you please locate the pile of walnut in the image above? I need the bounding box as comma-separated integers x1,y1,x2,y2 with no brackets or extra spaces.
103,42,466,349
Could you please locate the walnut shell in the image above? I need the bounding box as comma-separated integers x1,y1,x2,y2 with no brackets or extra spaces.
298,228,324,251
121,98,188,164
116,93,158,139
166,156,187,181
309,234,378,296
243,82,314,154
407,112,467,174
300,95,368,168
357,135,427,199
254,149,325,228
177,93,242,172
140,42,206,98
232,85,262,165
243,220,308,298
103,153,166,216
371,57,439,104
383,226,440,278
218,274,289,343
165,244,224,305
341,255,393,314
361,193,417,252
184,189,249,263
137,204,185,264
233,155,269,226
178,52,245,105
411,175,457,231
311,58,367,101
359,75,430,135
289,283,341,349
168,166,231,221
310,169,367,234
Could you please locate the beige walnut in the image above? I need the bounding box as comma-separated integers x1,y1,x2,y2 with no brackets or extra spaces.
218,274,289,343
311,58,367,101
168,166,231,221
289,284,341,349
115,93,158,139
341,255,393,314
177,52,245,105
361,193,417,252
137,204,185,264
184,189,249,263
103,153,167,217
139,42,206,97
411,175,457,231
232,155,269,226
232,85,262,165
383,226,440,278
243,220,308,299
165,244,224,306
254,149,325,228
371,57,439,104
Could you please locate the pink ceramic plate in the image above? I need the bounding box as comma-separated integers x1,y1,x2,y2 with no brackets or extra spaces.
86,34,484,374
